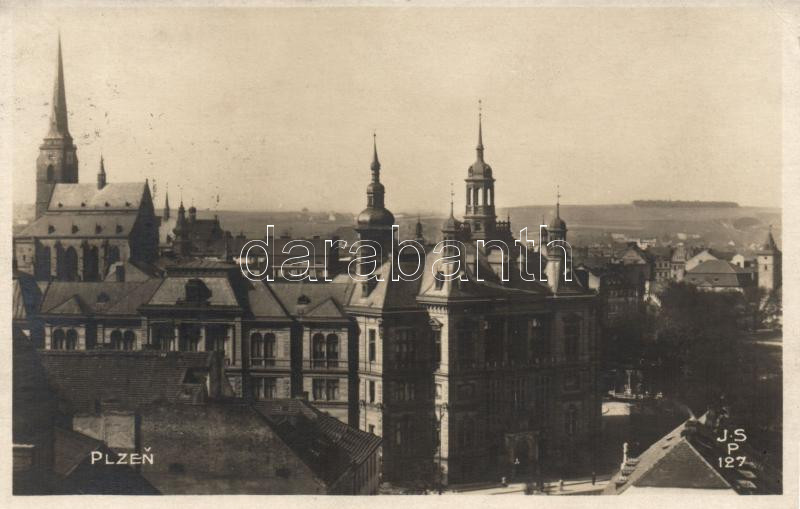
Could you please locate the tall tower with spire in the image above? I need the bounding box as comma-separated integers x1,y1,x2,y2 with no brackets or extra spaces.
36,36,78,219
355,133,395,252
464,101,496,240
163,189,171,221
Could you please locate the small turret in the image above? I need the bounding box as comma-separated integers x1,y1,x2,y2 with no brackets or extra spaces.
97,155,106,189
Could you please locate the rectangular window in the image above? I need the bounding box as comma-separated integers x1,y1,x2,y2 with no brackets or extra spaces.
255,378,277,401
313,379,326,400
435,383,442,400
368,424,375,435
564,320,580,360
432,330,441,367
326,379,339,401
369,380,376,403
368,329,376,362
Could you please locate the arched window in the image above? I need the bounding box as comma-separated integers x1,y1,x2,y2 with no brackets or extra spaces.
107,245,121,269
264,333,276,364
565,406,578,436
52,328,65,350
59,246,79,281
312,333,325,367
326,334,339,367
110,329,123,350
250,332,263,366
83,245,100,281
123,330,135,350
65,329,78,350
466,187,471,206
476,187,483,206
36,245,52,280
46,165,54,181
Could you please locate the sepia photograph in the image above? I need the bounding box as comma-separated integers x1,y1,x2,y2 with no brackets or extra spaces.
3,1,797,505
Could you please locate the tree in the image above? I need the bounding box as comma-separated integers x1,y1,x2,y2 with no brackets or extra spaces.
648,282,747,416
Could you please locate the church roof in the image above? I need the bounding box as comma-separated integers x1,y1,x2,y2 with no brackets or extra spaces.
48,182,148,212
18,213,138,239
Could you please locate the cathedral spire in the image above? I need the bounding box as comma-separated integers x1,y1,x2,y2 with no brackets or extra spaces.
48,34,71,140
164,187,171,221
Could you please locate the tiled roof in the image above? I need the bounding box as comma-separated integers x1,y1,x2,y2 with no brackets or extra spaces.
270,282,354,320
246,282,290,319
48,182,147,211
685,260,754,288
605,415,780,494
146,276,241,307
38,350,215,414
17,213,138,238
254,399,381,485
39,280,162,316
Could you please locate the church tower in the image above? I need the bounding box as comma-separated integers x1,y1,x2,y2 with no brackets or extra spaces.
36,36,78,219
757,226,781,292
355,134,395,253
463,103,496,240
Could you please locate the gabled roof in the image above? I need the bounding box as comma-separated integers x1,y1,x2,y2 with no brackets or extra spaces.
39,280,162,317
605,414,781,495
48,182,148,212
270,282,355,320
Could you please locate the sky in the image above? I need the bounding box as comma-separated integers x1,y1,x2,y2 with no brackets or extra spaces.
7,5,783,214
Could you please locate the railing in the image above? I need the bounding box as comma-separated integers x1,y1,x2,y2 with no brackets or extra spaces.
250,358,291,369
308,359,346,370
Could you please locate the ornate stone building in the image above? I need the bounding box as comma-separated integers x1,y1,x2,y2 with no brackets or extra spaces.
348,117,601,484
14,39,159,282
